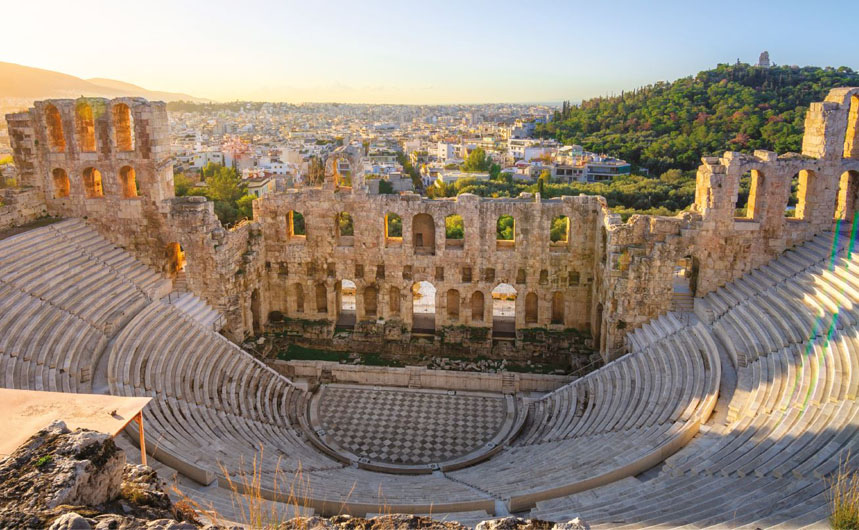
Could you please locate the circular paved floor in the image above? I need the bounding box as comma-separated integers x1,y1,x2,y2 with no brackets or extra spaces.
311,385,509,469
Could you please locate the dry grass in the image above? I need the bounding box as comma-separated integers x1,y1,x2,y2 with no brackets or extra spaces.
217,446,314,529
829,453,859,530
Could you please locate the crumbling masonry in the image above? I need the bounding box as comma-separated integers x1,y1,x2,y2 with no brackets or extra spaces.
5,89,859,360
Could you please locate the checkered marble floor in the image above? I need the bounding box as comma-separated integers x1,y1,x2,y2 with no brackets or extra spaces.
317,386,507,466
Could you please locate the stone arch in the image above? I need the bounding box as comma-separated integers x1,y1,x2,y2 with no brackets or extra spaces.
551,292,565,325
52,168,70,198
363,285,379,317
385,212,402,245
786,169,814,220
291,283,305,314
525,292,538,324
550,215,569,244
119,166,138,198
251,289,262,335
446,289,460,320
412,213,435,254
336,280,357,329
444,214,464,248
82,168,103,198
835,170,859,222
412,281,436,333
45,104,65,152
315,283,328,313
491,283,517,338
113,103,134,151
846,94,859,159
337,212,354,246
595,302,604,351
389,286,401,317
165,242,186,276
288,210,305,238
497,215,515,248
75,100,96,152
471,291,485,322
735,170,764,220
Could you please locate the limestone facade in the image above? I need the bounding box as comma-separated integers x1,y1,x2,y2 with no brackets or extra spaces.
6,88,859,359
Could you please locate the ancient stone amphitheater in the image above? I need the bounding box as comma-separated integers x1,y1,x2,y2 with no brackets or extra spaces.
2,89,859,528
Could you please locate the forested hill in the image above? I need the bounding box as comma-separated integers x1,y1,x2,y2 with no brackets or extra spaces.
536,63,859,174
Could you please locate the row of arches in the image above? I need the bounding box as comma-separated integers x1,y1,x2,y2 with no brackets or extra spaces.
51,166,138,199
279,280,567,335
44,101,135,154
734,169,859,223
285,210,571,251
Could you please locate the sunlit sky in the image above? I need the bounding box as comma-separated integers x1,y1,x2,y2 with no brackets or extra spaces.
4,0,856,104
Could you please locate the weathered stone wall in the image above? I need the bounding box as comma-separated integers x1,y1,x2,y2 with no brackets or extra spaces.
254,188,601,335
5,98,175,268
0,188,47,230
273,360,574,393
5,88,859,361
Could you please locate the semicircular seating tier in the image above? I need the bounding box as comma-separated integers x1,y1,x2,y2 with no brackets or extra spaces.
530,232,859,529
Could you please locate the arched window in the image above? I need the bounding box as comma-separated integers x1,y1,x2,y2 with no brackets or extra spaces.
786,170,814,220
385,212,402,246
497,215,515,248
445,214,464,248
52,168,70,198
335,158,352,187
45,104,65,152
113,103,134,151
315,283,328,313
389,286,401,317
446,289,460,319
288,211,305,238
336,280,356,329
119,166,138,198
166,242,186,276
550,215,569,244
337,212,354,246
292,284,305,313
82,168,103,198
471,291,485,322
735,170,764,220
75,100,96,152
551,292,565,325
836,171,859,222
364,285,378,317
845,94,859,159
412,213,435,254
412,281,436,333
491,284,517,338
525,292,538,324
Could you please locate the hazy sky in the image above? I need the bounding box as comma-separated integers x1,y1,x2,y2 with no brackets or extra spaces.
4,0,856,104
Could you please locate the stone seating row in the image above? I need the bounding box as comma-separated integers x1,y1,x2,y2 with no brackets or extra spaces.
169,292,222,330
0,284,106,393
707,236,859,367
700,233,843,322
516,320,718,447
0,219,167,334
48,219,171,297
624,312,686,352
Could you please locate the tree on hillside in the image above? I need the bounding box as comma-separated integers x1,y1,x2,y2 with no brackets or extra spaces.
462,147,491,172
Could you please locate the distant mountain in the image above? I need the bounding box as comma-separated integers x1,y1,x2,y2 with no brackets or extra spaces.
0,62,209,103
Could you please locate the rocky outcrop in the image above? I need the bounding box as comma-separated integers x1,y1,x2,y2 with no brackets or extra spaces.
0,421,588,529
0,421,197,529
